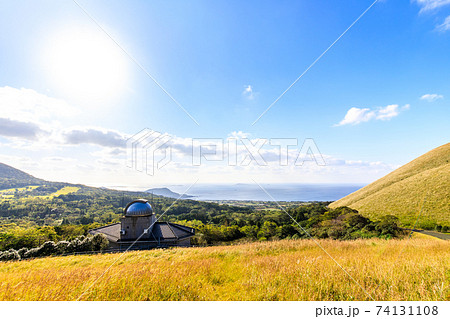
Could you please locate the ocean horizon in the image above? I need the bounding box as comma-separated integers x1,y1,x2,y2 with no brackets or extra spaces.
167,183,365,202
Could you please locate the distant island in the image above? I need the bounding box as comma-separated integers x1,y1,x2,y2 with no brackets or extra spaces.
145,187,195,199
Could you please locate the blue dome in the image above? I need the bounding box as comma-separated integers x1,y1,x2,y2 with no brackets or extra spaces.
124,199,153,216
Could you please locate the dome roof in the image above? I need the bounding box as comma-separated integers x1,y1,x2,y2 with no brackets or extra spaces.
124,199,153,216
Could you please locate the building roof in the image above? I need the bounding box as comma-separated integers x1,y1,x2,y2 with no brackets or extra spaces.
89,221,195,243
89,223,121,242
151,222,195,240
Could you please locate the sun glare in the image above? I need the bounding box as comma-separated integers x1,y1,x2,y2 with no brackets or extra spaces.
44,27,129,104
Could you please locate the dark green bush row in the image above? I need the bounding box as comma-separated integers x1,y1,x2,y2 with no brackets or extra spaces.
0,224,103,251
0,234,108,262
188,206,404,245
434,225,449,233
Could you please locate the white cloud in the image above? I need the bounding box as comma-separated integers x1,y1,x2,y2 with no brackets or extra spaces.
0,86,81,147
228,131,251,139
413,1,450,30
0,118,46,140
376,104,401,120
0,123,398,186
242,85,256,100
90,148,125,167
335,107,375,126
0,86,78,123
420,93,444,101
0,86,131,150
0,155,38,171
336,104,409,126
43,156,73,162
414,0,450,13
436,15,450,30
63,128,127,148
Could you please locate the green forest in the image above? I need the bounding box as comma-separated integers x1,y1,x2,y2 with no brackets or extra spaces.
0,181,410,255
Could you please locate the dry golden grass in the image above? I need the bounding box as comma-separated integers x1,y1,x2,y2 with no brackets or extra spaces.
411,232,442,241
0,238,448,301
330,143,450,226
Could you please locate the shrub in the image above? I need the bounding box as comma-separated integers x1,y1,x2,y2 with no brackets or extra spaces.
38,241,58,256
376,215,400,236
24,247,40,259
332,206,359,216
1,234,110,262
327,226,346,239
0,249,20,261
56,241,70,254
67,238,82,253
417,220,436,230
191,233,208,246
312,220,346,239
344,213,370,230
442,226,448,233
91,234,109,251
311,226,328,239
17,247,28,258
78,237,94,252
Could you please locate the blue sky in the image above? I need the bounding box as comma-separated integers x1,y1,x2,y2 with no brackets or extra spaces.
0,0,448,188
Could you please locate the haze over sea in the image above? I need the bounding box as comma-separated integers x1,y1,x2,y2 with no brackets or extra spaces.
168,184,365,202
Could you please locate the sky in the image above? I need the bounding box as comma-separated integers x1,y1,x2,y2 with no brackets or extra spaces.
0,0,448,189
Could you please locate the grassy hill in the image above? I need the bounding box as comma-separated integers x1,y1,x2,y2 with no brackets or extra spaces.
330,143,450,228
0,163,44,190
0,237,448,301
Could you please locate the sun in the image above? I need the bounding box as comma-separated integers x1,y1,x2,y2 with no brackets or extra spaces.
44,27,129,104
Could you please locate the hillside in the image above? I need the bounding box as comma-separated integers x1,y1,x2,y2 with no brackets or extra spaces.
146,187,194,199
0,238,448,301
0,162,256,230
330,143,450,228
0,163,44,190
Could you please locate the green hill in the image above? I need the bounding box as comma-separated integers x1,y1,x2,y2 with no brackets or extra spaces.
0,163,44,190
329,143,450,228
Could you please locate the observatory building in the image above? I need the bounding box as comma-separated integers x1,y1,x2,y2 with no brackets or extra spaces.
89,199,195,250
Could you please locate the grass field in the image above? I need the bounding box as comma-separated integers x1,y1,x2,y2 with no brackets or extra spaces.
36,186,80,199
0,185,79,201
0,237,448,301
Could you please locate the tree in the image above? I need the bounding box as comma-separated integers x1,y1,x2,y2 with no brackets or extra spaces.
91,234,109,251
279,224,298,238
258,221,278,240
344,213,370,230
240,225,258,239
376,215,400,236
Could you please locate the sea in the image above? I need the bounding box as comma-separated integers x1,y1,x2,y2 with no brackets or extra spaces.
167,183,365,202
